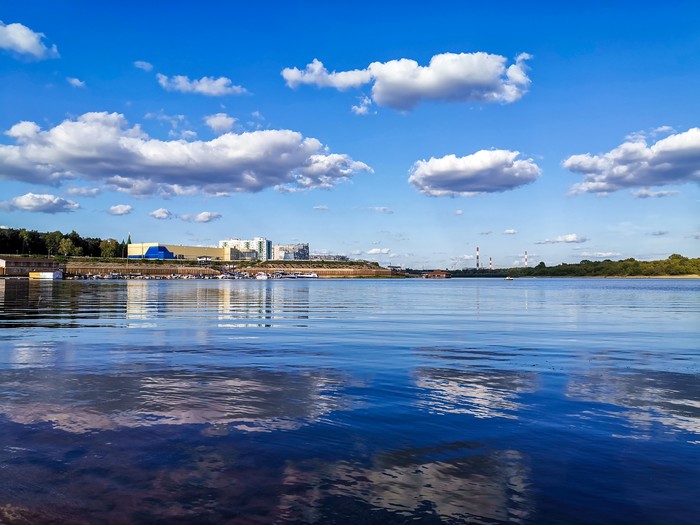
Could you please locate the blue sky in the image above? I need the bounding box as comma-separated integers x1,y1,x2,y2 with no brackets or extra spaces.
1,1,699,269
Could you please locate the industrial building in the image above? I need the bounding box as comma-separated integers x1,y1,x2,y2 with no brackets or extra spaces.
128,238,310,262
128,243,226,260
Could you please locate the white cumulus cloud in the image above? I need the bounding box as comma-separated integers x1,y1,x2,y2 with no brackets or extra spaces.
409,149,540,197
632,188,680,199
134,60,153,71
181,211,222,223
205,113,236,134
0,20,59,60
66,187,101,197
149,208,173,220
67,77,85,88
156,73,247,96
313,205,329,211
579,251,621,258
503,229,518,235
536,233,588,244
283,52,532,111
0,112,371,196
108,204,133,215
368,206,393,214
351,95,373,115
282,58,371,90
3,192,78,213
564,128,700,195
366,248,390,255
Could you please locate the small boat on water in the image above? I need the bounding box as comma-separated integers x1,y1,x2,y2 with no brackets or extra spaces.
505,276,514,280
294,272,318,279
255,272,269,280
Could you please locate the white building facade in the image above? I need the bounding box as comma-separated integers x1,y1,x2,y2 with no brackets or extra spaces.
272,243,310,261
219,237,273,261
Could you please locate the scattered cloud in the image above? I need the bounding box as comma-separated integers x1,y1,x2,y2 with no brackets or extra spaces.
313,205,329,211
454,210,464,216
653,125,675,136
457,254,475,261
133,60,153,72
0,112,371,195
108,204,133,215
282,52,532,111
409,149,540,196
172,129,197,140
144,110,187,130
689,232,700,240
535,233,588,244
647,230,669,236
480,230,492,235
579,251,621,258
181,211,222,223
149,207,173,220
2,192,78,213
66,187,101,197
351,95,373,115
632,188,680,198
282,58,371,90
503,228,518,235
156,73,247,96
67,77,85,88
205,112,236,134
368,206,393,214
0,20,59,60
366,247,390,255
564,127,700,195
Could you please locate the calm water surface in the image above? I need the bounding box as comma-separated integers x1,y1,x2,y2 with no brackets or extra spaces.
0,278,698,524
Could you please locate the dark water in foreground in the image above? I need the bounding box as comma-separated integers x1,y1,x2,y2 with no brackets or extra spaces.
0,278,698,524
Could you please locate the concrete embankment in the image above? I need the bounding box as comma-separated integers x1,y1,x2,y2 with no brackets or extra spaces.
242,267,393,278
64,262,219,277
63,262,393,278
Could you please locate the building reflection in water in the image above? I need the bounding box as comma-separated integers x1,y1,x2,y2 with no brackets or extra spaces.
279,442,531,523
125,280,310,328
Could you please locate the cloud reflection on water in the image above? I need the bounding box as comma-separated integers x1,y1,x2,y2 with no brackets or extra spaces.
566,369,700,438
0,366,357,433
279,443,531,523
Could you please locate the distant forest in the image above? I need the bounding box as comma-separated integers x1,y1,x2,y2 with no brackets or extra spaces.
431,254,700,278
0,227,127,258
1,227,698,276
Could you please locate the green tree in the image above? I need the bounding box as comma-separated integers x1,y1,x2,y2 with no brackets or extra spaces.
59,237,82,256
99,239,120,258
44,231,64,256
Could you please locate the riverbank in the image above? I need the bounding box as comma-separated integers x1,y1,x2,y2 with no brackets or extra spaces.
61,260,393,279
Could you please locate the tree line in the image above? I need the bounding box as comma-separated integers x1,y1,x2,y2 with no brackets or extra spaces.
0,228,127,259
444,254,700,277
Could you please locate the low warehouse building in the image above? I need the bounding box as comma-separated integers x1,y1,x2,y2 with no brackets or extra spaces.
0,257,60,277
